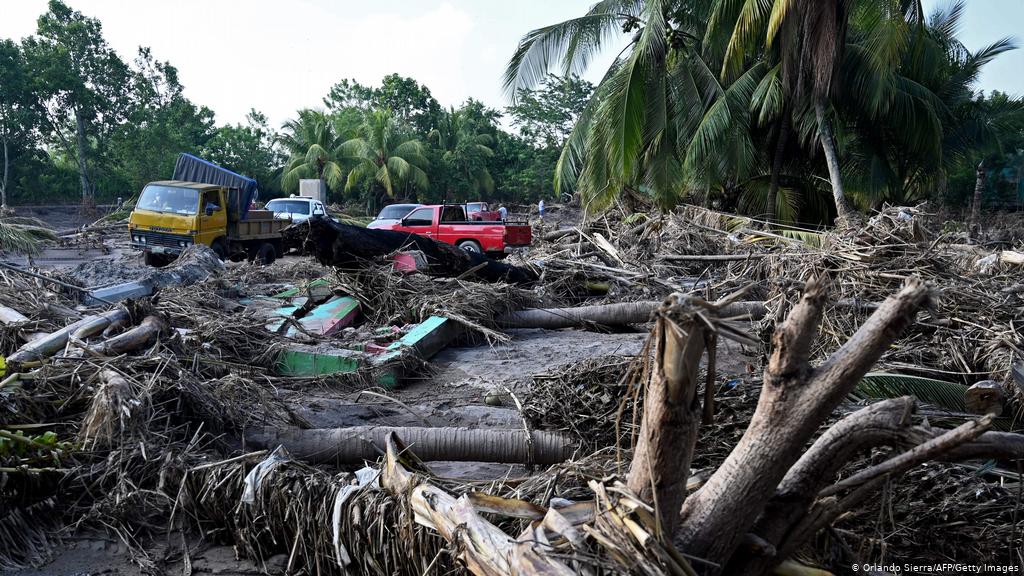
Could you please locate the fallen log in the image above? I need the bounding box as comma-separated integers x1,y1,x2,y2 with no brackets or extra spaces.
0,306,29,325
542,227,578,242
246,426,576,465
95,315,169,356
497,300,768,329
286,216,538,285
659,253,768,262
7,307,130,363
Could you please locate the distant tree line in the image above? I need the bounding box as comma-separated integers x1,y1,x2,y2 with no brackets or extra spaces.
0,0,592,212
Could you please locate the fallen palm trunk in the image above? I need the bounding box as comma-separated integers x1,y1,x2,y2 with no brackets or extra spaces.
0,306,29,325
497,300,767,329
7,307,129,363
287,216,538,284
659,253,768,262
246,426,576,465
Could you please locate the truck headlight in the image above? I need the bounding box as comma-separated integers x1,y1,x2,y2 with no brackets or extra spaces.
178,240,189,247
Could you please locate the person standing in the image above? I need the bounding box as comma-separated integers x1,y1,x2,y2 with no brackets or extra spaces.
538,198,545,220
498,204,508,220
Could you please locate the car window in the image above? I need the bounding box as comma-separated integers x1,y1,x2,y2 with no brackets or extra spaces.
441,206,466,222
202,190,221,213
266,200,311,215
379,205,418,219
403,207,434,226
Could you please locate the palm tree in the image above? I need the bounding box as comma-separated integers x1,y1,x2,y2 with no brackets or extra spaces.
340,108,429,200
834,1,1022,207
429,106,496,198
278,109,346,194
505,0,762,214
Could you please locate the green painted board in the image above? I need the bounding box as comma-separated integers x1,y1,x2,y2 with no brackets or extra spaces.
276,347,363,376
385,316,460,359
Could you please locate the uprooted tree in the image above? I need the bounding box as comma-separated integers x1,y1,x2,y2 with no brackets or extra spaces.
379,277,1024,575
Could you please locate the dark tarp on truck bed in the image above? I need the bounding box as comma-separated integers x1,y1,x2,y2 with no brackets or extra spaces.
172,153,259,219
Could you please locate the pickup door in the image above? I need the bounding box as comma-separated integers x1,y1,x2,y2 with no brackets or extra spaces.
396,205,532,255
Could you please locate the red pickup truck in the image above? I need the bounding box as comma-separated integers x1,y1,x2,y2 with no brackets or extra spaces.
382,204,531,256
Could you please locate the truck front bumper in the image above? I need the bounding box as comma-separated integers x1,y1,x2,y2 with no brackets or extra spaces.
503,246,530,254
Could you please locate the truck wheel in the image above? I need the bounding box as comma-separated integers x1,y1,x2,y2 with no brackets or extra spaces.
211,238,228,261
256,242,277,266
457,240,482,254
144,252,170,267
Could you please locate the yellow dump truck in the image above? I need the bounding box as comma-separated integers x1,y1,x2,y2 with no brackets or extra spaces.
128,154,291,266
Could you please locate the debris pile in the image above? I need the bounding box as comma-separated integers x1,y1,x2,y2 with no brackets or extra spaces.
4,202,1024,575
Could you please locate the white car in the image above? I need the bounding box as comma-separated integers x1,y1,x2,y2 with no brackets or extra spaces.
265,196,328,222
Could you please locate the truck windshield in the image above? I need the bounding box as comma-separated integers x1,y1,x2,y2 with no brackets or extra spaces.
266,200,311,215
138,185,200,215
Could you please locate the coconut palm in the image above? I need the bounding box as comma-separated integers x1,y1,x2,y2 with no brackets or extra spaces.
505,0,764,213
278,109,346,194
339,109,429,199
834,1,1022,206
429,106,496,197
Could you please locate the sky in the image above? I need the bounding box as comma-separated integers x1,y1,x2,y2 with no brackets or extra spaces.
0,0,1021,129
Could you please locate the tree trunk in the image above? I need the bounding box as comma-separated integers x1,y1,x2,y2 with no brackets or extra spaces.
74,106,92,200
496,301,767,329
246,426,575,465
970,161,986,241
814,99,856,227
767,110,791,223
673,278,929,574
625,297,706,534
8,308,130,363
1,133,8,210
95,315,169,356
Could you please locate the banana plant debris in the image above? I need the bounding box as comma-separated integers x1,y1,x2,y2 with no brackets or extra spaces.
6,203,1024,575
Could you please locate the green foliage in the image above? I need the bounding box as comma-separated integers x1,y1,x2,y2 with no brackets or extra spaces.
506,74,594,148
0,216,57,254
279,109,347,194
430,103,497,200
340,108,430,203
504,0,1024,223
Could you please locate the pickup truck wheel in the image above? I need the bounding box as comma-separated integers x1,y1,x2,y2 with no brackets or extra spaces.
211,238,228,261
256,242,277,266
457,240,482,254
